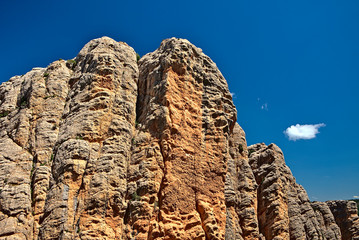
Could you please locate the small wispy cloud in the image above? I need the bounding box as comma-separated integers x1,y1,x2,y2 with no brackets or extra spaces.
257,97,269,111
284,123,326,141
353,196,359,199
261,103,268,111
230,92,236,99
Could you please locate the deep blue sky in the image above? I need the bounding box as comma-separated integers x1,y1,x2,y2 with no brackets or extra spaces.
1,0,358,201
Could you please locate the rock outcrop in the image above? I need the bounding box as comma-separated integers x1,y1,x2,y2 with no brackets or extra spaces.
0,36,357,239
225,123,260,240
125,37,236,240
248,143,342,240
326,200,359,240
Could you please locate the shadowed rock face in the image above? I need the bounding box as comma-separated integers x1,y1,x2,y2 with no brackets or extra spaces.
326,200,359,240
0,36,357,239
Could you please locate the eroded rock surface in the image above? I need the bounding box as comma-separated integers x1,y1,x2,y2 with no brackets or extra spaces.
248,143,342,240
327,200,359,240
225,123,260,240
126,38,236,240
38,37,138,240
0,36,357,240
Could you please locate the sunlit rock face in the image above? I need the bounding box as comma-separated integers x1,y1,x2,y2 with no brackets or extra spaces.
0,36,357,240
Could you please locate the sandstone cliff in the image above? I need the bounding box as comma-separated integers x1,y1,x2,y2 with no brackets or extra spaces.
0,36,358,239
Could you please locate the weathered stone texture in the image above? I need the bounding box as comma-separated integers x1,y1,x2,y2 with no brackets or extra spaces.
0,61,72,239
225,123,260,240
327,200,359,240
38,37,138,240
248,143,342,240
310,201,342,239
126,38,236,240
0,36,356,240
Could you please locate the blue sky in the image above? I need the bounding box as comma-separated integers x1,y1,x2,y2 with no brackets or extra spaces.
1,0,358,201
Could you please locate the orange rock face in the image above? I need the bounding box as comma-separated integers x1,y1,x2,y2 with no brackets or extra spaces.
0,36,357,240
126,38,236,239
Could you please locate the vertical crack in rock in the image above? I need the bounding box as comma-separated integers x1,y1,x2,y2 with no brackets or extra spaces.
0,60,71,239
30,60,72,238
196,110,210,240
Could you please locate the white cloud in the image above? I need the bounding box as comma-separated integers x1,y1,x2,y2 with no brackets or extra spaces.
230,92,236,99
353,196,359,199
284,123,326,141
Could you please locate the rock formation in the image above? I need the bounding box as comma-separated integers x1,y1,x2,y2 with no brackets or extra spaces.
326,200,359,240
248,143,342,240
0,36,357,239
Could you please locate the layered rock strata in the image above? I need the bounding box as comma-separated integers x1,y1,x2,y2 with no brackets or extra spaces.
0,36,358,240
